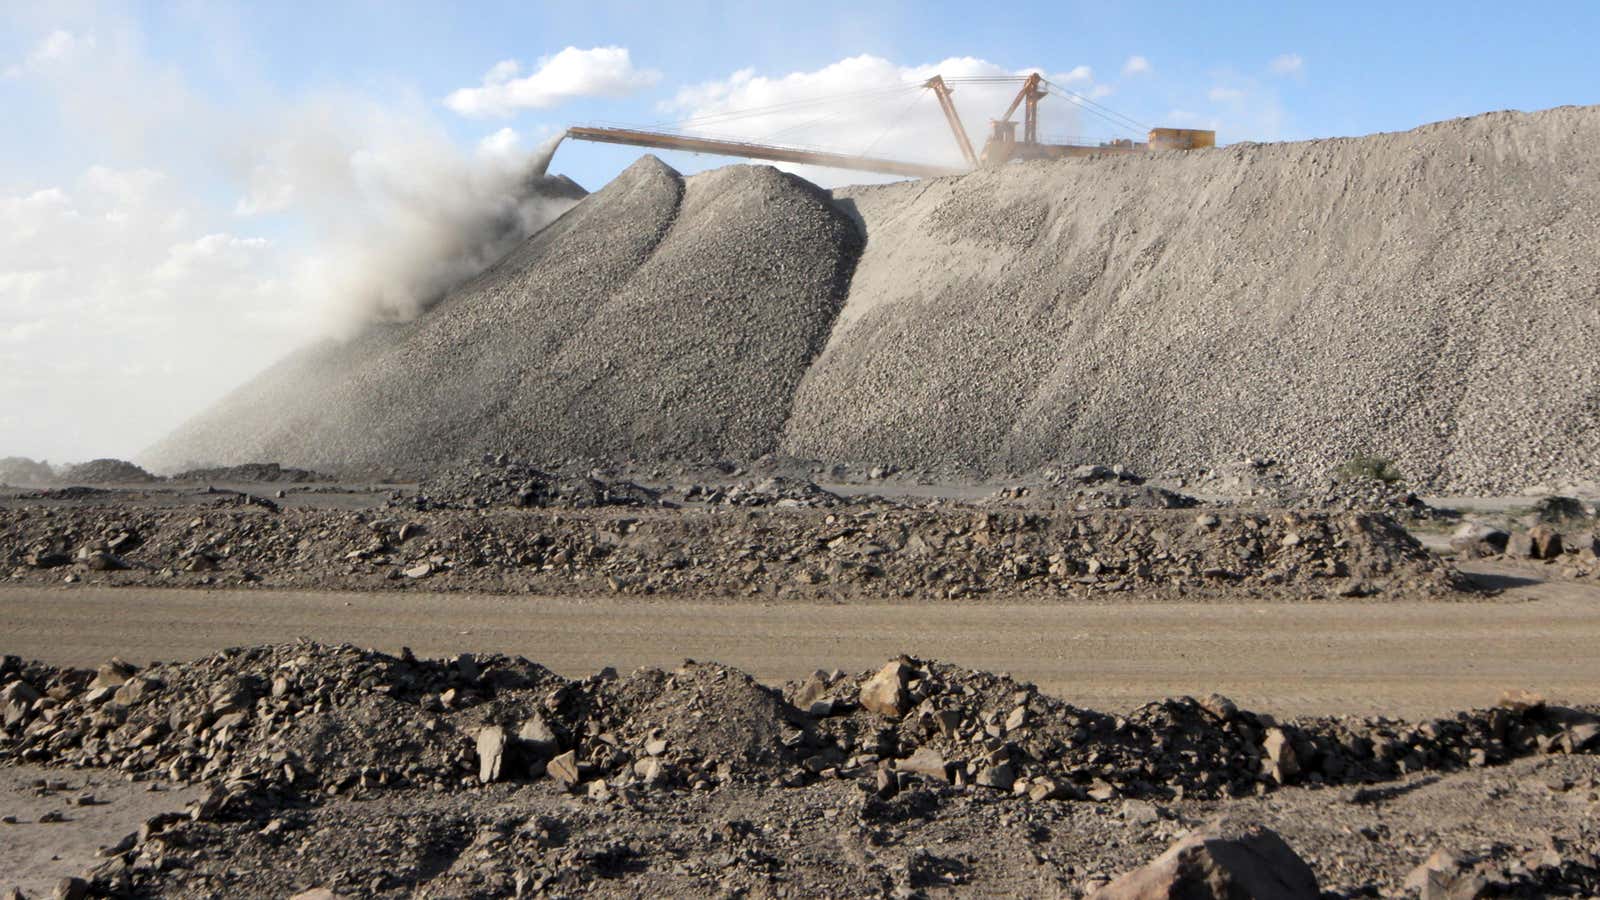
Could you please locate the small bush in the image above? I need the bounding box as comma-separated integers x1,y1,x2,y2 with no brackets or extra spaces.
1338,454,1404,484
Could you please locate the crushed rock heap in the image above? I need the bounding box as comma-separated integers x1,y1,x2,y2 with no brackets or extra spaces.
2,646,1597,896
148,156,859,476
788,105,1600,494
9,645,1595,809
146,105,1600,494
0,501,1466,599
405,454,661,510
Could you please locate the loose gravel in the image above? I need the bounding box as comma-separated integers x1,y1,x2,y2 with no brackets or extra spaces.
3,646,1597,897
787,105,1600,494
0,496,1466,600
144,105,1600,494
148,157,859,474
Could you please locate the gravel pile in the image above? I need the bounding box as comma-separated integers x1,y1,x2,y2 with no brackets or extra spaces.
0,503,1467,599
506,163,859,461
985,466,1201,511
144,158,667,474
4,647,1597,896
986,482,1200,511
406,454,660,510
0,457,54,486
673,476,851,508
169,463,329,484
1187,458,1441,520
787,105,1600,494
57,459,158,484
147,156,859,473
145,106,1599,492
1461,520,1600,579
7,646,1595,800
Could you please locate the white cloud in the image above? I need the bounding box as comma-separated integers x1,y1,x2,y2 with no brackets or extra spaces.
0,165,307,460
235,163,296,215
1270,53,1305,76
5,29,96,77
153,233,271,282
1184,68,1290,142
477,126,520,158
1122,55,1151,76
662,55,1122,186
445,46,661,117
1165,109,1219,129
1,22,583,461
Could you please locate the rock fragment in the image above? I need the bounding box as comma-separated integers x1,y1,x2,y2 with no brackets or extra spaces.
1092,821,1318,899
476,726,507,784
897,747,949,783
975,762,1016,791
859,659,912,718
517,714,559,756
51,879,87,900
1262,727,1300,784
1403,849,1490,899
546,750,581,788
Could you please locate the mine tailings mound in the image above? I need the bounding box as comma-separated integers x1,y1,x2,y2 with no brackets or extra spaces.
150,106,1600,494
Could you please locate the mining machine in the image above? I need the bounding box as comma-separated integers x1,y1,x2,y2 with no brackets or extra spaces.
563,72,1214,180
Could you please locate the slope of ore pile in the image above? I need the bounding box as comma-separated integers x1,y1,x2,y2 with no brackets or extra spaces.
784,104,1600,494
147,155,859,474
0,500,1466,599
3,647,1597,896
142,106,1600,494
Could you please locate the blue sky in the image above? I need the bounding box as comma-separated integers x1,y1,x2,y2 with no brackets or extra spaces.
3,0,1598,461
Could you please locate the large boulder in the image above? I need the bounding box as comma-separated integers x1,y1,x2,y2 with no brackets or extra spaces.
476,726,507,784
859,659,912,718
1092,820,1319,899
1529,524,1563,559
1448,523,1508,558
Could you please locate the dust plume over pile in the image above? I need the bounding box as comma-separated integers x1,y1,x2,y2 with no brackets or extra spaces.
236,103,584,332
308,133,583,330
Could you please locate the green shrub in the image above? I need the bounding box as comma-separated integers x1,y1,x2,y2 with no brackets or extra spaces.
1338,454,1404,484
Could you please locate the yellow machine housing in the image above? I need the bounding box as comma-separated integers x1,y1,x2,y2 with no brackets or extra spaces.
1148,128,1217,151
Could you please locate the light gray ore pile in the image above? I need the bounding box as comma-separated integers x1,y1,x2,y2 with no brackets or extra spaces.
149,105,1600,494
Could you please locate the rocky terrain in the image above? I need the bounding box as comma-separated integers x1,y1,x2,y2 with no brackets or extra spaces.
11,103,1600,896
2,645,1597,897
146,105,1600,494
0,470,1466,600
1450,501,1600,586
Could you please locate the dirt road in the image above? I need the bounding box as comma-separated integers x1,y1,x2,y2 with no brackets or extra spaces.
3,564,1597,718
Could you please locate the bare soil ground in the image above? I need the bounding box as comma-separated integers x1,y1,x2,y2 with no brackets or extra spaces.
12,755,1592,898
0,560,1596,720
0,765,202,897
4,472,1599,897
